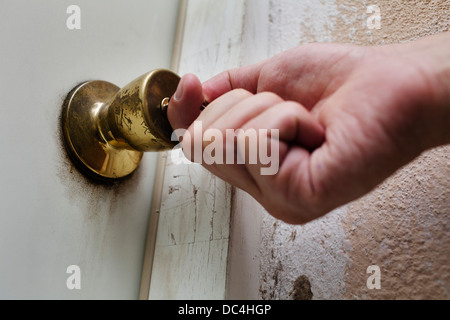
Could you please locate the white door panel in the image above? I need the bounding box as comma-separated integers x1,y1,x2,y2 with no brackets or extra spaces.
0,0,179,299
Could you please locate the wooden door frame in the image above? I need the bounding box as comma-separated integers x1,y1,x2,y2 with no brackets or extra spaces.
139,0,264,300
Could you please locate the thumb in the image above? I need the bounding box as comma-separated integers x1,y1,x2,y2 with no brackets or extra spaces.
167,73,204,131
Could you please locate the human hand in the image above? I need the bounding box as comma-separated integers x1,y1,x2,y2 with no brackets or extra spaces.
167,33,450,224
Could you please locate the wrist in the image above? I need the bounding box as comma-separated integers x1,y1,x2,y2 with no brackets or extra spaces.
394,33,450,149
414,34,450,147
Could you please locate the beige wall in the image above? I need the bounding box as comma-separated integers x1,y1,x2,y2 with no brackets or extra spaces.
255,0,449,299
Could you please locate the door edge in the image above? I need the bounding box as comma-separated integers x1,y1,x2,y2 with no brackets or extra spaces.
138,0,188,300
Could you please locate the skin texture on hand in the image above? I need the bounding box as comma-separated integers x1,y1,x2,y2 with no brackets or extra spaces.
167,33,450,224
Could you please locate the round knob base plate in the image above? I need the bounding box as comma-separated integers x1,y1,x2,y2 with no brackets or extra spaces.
61,81,143,180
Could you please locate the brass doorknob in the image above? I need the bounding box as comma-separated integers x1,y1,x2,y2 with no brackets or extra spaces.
61,69,180,181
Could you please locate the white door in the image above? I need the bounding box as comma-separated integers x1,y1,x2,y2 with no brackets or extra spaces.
0,0,179,299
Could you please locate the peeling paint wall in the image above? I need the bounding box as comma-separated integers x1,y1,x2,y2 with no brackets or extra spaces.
252,0,450,300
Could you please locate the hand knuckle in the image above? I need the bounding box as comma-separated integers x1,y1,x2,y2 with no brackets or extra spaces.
270,101,300,117
259,91,283,103
232,88,252,99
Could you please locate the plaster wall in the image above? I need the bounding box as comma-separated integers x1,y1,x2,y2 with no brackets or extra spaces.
254,0,450,299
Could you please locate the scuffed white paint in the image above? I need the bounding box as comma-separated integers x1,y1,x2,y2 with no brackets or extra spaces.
148,0,245,299
149,150,233,299
268,0,340,55
179,0,246,78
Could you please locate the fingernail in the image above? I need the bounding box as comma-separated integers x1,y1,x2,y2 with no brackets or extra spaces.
174,78,184,101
